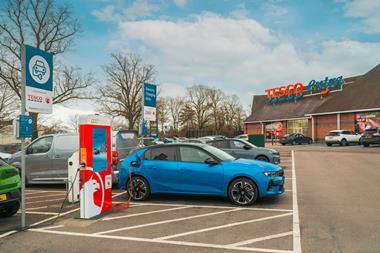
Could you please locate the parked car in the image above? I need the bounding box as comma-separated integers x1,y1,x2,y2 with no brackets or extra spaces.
9,133,78,184
235,134,249,141
361,128,380,147
119,143,285,206
207,138,280,164
112,130,139,160
9,132,126,185
200,135,226,141
0,152,11,161
325,130,362,146
0,158,21,217
279,133,313,145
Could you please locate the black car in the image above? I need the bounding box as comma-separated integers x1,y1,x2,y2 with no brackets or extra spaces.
279,133,313,145
361,128,380,147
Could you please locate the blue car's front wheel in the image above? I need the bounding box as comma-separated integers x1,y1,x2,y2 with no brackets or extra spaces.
228,178,258,206
126,176,150,201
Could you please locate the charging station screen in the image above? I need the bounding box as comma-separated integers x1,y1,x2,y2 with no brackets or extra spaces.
92,128,107,172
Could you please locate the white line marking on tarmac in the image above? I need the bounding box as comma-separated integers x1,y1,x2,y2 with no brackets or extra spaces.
95,208,243,235
111,191,126,198
122,202,293,212
155,212,293,240
228,231,293,247
26,193,65,200
23,211,59,215
0,230,18,238
29,228,293,253
27,198,65,205
292,150,302,253
26,206,49,211
39,224,65,230
29,208,80,227
103,206,191,221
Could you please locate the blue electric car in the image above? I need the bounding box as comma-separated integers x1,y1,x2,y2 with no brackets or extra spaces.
118,143,285,206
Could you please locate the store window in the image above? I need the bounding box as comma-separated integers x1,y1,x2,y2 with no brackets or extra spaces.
265,122,284,140
355,112,380,133
287,119,308,135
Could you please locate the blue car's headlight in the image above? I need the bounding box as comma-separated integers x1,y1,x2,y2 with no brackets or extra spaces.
263,169,284,177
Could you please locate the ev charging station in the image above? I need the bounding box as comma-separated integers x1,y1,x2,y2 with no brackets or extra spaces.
78,115,113,219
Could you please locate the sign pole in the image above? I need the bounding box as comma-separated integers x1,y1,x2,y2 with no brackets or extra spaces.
20,46,26,229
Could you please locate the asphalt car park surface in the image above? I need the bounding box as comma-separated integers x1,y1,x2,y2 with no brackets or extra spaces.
0,144,379,253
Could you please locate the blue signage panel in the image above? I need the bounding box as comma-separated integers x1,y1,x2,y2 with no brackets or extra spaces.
144,83,157,108
24,45,53,114
19,115,33,139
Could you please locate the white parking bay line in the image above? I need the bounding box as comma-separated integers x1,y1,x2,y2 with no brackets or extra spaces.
27,197,65,205
29,208,80,227
228,231,293,247
103,206,191,221
27,193,65,200
26,206,49,211
29,228,293,253
292,150,302,253
95,208,243,235
17,211,58,215
129,202,293,212
0,230,18,239
155,212,293,240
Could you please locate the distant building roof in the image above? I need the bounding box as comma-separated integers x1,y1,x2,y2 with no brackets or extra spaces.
245,64,380,123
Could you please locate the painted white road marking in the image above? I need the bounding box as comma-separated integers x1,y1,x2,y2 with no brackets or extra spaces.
103,206,191,221
26,206,49,211
29,228,293,253
122,202,293,212
95,208,243,235
26,193,65,200
29,208,80,227
27,197,65,205
17,211,58,215
0,230,18,239
155,212,293,240
292,150,302,253
228,231,293,247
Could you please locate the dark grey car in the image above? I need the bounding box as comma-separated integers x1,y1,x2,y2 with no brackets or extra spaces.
207,138,280,164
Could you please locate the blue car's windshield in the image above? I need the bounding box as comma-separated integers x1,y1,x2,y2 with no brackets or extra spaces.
203,145,236,161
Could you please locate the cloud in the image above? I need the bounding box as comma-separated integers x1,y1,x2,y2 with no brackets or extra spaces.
123,0,160,20
92,5,117,22
174,0,187,8
110,12,380,107
262,1,288,16
343,0,380,33
92,1,161,22
229,3,249,19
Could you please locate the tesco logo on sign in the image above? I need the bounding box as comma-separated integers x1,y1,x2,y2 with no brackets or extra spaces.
265,76,343,104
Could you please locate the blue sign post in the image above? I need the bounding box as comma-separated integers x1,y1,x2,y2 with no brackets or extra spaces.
19,45,53,229
18,115,33,139
24,45,53,114
142,83,157,137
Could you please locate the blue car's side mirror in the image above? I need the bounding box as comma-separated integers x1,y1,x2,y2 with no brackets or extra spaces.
130,160,139,167
205,158,218,165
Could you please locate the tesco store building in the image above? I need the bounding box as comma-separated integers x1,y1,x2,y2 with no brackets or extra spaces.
244,64,380,142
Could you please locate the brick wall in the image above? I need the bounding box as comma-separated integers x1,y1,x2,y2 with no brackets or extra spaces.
340,113,356,131
245,123,263,135
314,114,337,142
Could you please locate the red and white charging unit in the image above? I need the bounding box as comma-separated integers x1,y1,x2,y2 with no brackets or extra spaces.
79,115,113,219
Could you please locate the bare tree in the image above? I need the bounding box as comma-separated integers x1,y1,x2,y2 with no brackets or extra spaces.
167,96,184,133
0,0,87,139
207,88,224,132
156,97,168,134
0,81,17,130
186,85,211,130
98,53,155,130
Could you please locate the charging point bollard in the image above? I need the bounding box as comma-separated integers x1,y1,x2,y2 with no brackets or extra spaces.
79,115,113,219
67,151,80,203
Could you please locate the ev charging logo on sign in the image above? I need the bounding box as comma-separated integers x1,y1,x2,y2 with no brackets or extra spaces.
23,45,53,114
29,56,50,84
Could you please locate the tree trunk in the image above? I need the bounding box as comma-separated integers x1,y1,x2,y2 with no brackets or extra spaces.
30,112,39,140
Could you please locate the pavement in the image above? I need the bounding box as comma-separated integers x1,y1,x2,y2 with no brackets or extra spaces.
0,144,379,253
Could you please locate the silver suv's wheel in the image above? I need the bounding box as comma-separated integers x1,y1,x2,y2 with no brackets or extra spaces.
228,178,258,206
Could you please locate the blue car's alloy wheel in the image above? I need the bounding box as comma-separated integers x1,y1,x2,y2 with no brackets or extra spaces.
127,176,150,201
228,178,258,206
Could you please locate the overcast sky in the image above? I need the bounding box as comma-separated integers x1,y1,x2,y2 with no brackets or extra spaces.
6,0,380,125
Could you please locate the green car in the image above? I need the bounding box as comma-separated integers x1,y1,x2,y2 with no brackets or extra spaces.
0,158,21,217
